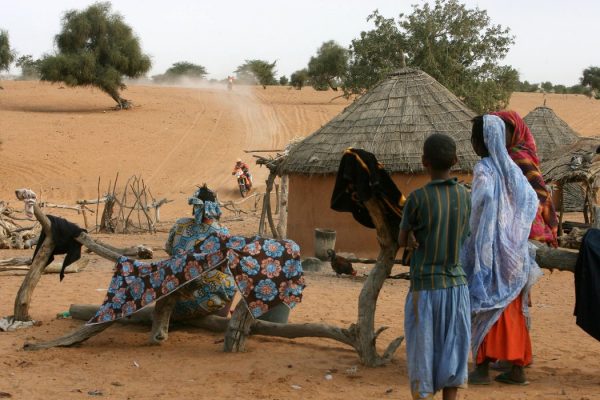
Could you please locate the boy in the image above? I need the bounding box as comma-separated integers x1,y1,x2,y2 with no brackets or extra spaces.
398,133,471,400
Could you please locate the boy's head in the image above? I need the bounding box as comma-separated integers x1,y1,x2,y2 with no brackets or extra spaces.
422,133,458,172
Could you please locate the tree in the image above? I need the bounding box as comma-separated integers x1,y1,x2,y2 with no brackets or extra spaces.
567,84,591,96
553,84,567,94
344,12,404,95
541,81,554,92
153,61,207,83
0,30,16,89
16,55,42,80
235,59,277,88
516,80,539,93
581,66,600,93
279,75,289,86
307,40,349,91
290,69,309,90
38,2,151,109
344,1,517,113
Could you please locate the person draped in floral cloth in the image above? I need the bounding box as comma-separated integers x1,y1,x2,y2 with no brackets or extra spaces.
87,185,305,326
165,184,236,319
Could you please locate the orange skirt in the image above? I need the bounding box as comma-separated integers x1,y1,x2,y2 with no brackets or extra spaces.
476,294,532,367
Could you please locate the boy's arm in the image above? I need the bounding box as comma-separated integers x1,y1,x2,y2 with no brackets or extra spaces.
398,230,419,249
398,230,409,247
398,194,418,247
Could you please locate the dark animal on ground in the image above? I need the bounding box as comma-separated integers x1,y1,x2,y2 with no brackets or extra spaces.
327,249,356,277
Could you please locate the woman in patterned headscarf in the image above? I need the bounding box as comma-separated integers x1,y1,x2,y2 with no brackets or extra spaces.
464,114,544,386
165,184,235,319
492,110,558,247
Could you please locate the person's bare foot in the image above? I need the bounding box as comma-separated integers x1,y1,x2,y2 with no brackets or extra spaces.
442,387,458,400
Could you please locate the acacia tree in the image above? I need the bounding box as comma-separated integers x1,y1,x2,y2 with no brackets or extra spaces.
16,55,42,80
582,67,600,98
235,60,277,88
345,1,518,113
290,69,309,90
39,2,151,109
308,40,348,91
153,62,208,83
0,30,16,88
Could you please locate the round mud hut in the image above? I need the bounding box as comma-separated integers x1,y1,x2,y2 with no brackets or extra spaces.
524,105,580,161
280,67,478,258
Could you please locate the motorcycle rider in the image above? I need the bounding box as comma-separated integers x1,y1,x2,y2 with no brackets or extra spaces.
232,158,252,187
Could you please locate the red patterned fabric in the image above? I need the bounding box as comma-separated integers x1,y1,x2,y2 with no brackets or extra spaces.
491,111,558,247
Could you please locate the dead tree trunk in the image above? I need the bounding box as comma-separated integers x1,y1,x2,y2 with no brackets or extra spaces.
352,198,404,366
12,199,55,321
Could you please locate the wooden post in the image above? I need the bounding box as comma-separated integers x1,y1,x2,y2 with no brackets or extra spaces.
264,172,279,238
593,206,600,229
223,304,254,352
80,206,89,230
275,183,280,214
13,201,55,321
277,175,289,239
150,293,179,344
558,185,564,236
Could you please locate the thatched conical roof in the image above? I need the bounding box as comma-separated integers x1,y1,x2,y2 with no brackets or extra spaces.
281,67,478,174
524,106,580,161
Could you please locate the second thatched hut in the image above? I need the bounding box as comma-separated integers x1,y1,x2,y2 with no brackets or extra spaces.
524,105,580,161
280,67,478,257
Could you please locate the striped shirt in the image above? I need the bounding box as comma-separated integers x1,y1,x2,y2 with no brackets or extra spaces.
400,178,470,291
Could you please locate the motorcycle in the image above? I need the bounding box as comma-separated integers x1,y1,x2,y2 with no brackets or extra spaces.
234,168,252,197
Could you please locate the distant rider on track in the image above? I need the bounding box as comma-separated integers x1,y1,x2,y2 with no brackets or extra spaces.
232,158,253,186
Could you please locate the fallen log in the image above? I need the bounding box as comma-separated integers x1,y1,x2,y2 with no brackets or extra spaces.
69,304,359,348
13,190,55,321
0,257,32,267
84,239,153,259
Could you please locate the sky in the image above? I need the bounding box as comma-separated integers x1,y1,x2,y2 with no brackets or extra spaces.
1,0,599,85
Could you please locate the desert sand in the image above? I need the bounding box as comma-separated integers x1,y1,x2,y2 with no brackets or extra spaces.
1,82,600,399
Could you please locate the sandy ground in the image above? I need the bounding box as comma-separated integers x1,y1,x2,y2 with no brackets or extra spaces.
1,82,600,399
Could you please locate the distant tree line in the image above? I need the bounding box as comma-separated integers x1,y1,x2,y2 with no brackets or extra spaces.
516,78,598,98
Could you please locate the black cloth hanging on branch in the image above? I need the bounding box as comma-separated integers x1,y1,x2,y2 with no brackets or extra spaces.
574,228,600,342
32,215,86,281
331,148,405,229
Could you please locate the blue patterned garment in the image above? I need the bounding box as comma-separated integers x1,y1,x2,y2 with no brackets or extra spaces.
460,115,543,359
405,285,470,398
164,200,233,319
87,233,304,325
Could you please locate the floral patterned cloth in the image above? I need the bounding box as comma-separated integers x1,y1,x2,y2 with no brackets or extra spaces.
165,200,235,319
87,233,304,324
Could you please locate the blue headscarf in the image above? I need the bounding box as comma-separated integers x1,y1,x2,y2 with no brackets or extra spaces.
461,115,542,359
188,196,222,223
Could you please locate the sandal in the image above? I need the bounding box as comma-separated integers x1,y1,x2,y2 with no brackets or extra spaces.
494,371,529,386
468,371,491,385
